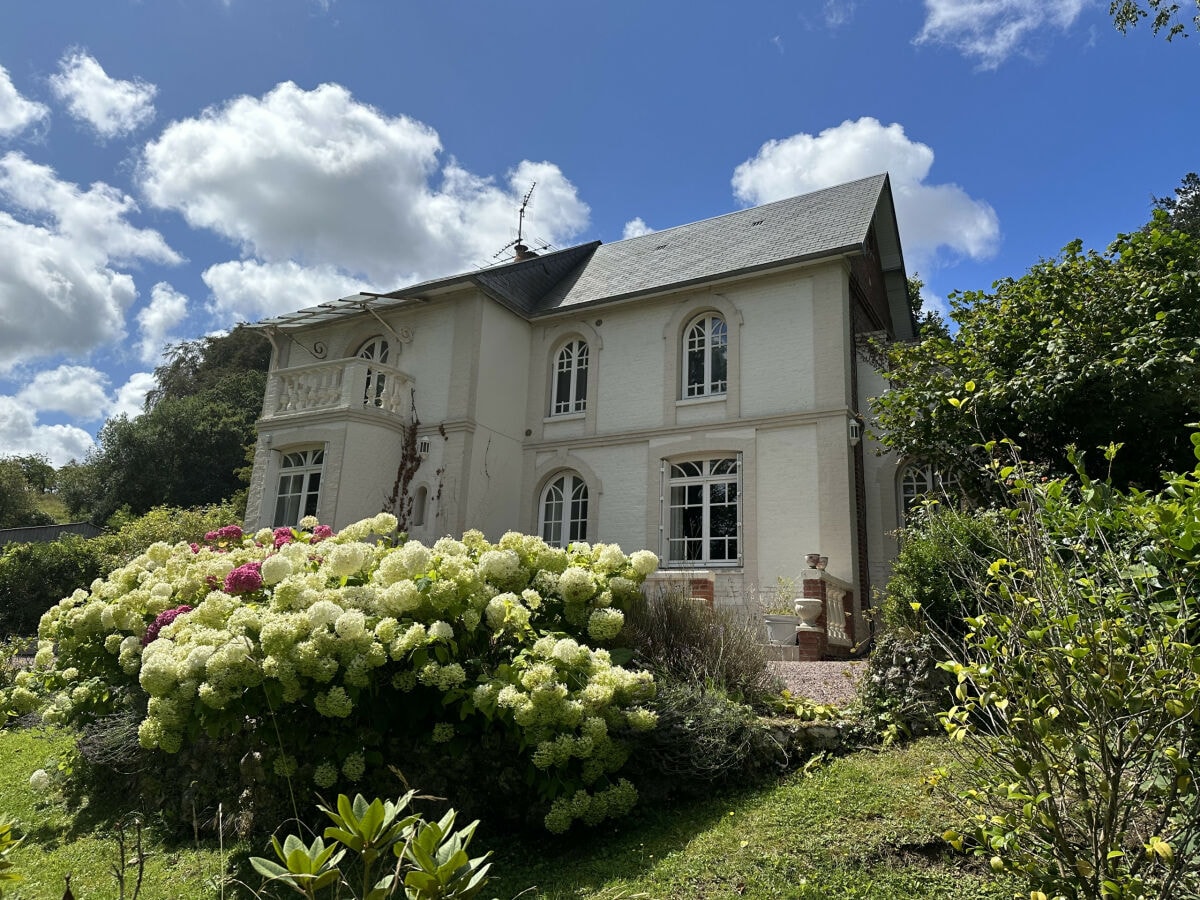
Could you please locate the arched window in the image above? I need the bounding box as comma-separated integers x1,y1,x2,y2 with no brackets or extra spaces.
683,314,727,398
899,463,959,523
274,448,324,526
357,335,391,407
551,340,589,415
540,473,588,547
667,457,739,564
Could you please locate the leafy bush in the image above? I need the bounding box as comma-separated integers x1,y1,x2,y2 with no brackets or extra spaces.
0,500,244,640
13,516,660,834
625,677,785,803
879,505,1006,641
939,446,1200,900
856,629,955,743
622,589,781,705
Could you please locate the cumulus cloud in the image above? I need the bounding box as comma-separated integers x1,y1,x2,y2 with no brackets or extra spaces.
140,81,589,312
49,50,157,138
0,65,49,138
15,365,112,420
0,395,96,466
731,117,999,269
108,372,156,421
201,259,366,321
0,152,180,372
136,282,189,364
621,218,654,239
915,0,1086,68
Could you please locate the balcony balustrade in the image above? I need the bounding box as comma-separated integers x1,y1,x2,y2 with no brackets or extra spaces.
263,359,414,422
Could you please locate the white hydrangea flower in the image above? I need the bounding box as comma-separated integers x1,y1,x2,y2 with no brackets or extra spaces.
428,620,454,641
260,554,293,586
629,550,659,577
558,567,596,603
326,543,371,578
307,600,344,628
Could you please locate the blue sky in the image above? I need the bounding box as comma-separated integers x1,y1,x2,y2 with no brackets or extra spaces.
1,0,1196,465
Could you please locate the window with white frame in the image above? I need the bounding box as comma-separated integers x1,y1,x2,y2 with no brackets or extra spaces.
899,463,959,523
683,314,727,398
274,448,324,526
666,457,740,564
540,472,588,547
551,340,588,415
357,335,391,407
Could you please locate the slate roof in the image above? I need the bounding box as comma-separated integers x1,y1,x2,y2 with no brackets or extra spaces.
256,174,903,329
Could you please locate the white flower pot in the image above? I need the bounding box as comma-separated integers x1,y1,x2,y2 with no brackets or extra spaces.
763,614,800,645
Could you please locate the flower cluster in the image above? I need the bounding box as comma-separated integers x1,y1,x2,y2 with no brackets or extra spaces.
19,516,661,833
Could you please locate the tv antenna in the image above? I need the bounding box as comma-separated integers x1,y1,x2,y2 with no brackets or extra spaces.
492,182,547,261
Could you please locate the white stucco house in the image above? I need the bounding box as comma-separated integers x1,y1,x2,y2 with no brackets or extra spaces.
244,174,916,655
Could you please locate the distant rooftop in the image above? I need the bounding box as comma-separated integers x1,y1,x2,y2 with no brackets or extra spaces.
255,173,906,330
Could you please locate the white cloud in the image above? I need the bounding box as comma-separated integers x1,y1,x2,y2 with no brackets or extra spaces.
824,0,857,28
621,217,654,239
915,0,1086,69
0,65,49,138
140,82,589,298
137,282,189,364
731,117,999,270
0,395,96,466
201,259,366,321
108,372,156,421
15,365,112,420
49,50,157,138
0,152,180,372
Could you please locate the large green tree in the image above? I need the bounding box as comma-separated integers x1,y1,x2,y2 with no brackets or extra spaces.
871,213,1200,493
70,326,271,523
0,458,53,530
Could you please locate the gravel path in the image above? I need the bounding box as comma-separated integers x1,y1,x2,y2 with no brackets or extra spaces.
767,660,865,706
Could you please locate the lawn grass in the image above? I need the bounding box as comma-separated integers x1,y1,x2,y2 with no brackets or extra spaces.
0,726,1012,900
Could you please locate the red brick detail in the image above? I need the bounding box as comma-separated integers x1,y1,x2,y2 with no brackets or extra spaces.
796,629,826,661
689,577,714,609
802,577,825,600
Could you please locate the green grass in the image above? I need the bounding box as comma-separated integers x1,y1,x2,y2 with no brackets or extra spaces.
0,727,1012,900
488,740,1015,900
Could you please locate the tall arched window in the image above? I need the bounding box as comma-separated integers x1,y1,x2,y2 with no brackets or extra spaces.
540,473,588,547
683,314,727,398
357,335,391,407
551,340,589,415
899,463,959,523
274,448,324,526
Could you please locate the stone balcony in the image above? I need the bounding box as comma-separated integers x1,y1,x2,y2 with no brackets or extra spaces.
262,359,414,423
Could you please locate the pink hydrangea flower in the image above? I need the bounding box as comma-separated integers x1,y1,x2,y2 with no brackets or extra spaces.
311,525,334,543
273,527,295,549
224,562,263,595
205,524,244,543
142,605,193,646
189,542,201,554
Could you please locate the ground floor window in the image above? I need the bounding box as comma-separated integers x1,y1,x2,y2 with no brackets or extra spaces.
274,448,324,526
667,456,740,564
540,473,588,548
899,463,959,523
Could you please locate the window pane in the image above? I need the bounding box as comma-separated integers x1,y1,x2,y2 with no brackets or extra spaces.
667,455,740,566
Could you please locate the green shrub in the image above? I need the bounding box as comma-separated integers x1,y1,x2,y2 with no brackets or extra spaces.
856,629,955,743
625,677,786,803
940,445,1200,900
16,516,660,835
623,589,781,706
0,536,105,639
879,505,1007,641
0,501,244,641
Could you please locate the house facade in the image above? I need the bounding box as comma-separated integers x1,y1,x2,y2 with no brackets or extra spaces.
244,174,915,651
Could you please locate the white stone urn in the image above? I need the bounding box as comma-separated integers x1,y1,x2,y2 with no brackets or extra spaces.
763,614,800,645
793,597,824,628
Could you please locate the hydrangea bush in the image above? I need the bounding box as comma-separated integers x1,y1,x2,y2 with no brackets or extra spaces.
9,514,660,833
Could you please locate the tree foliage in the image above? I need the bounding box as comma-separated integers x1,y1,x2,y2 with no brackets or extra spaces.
0,460,53,530
871,214,1200,493
939,444,1200,900
1110,0,1200,38
70,326,270,523
1151,171,1200,238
